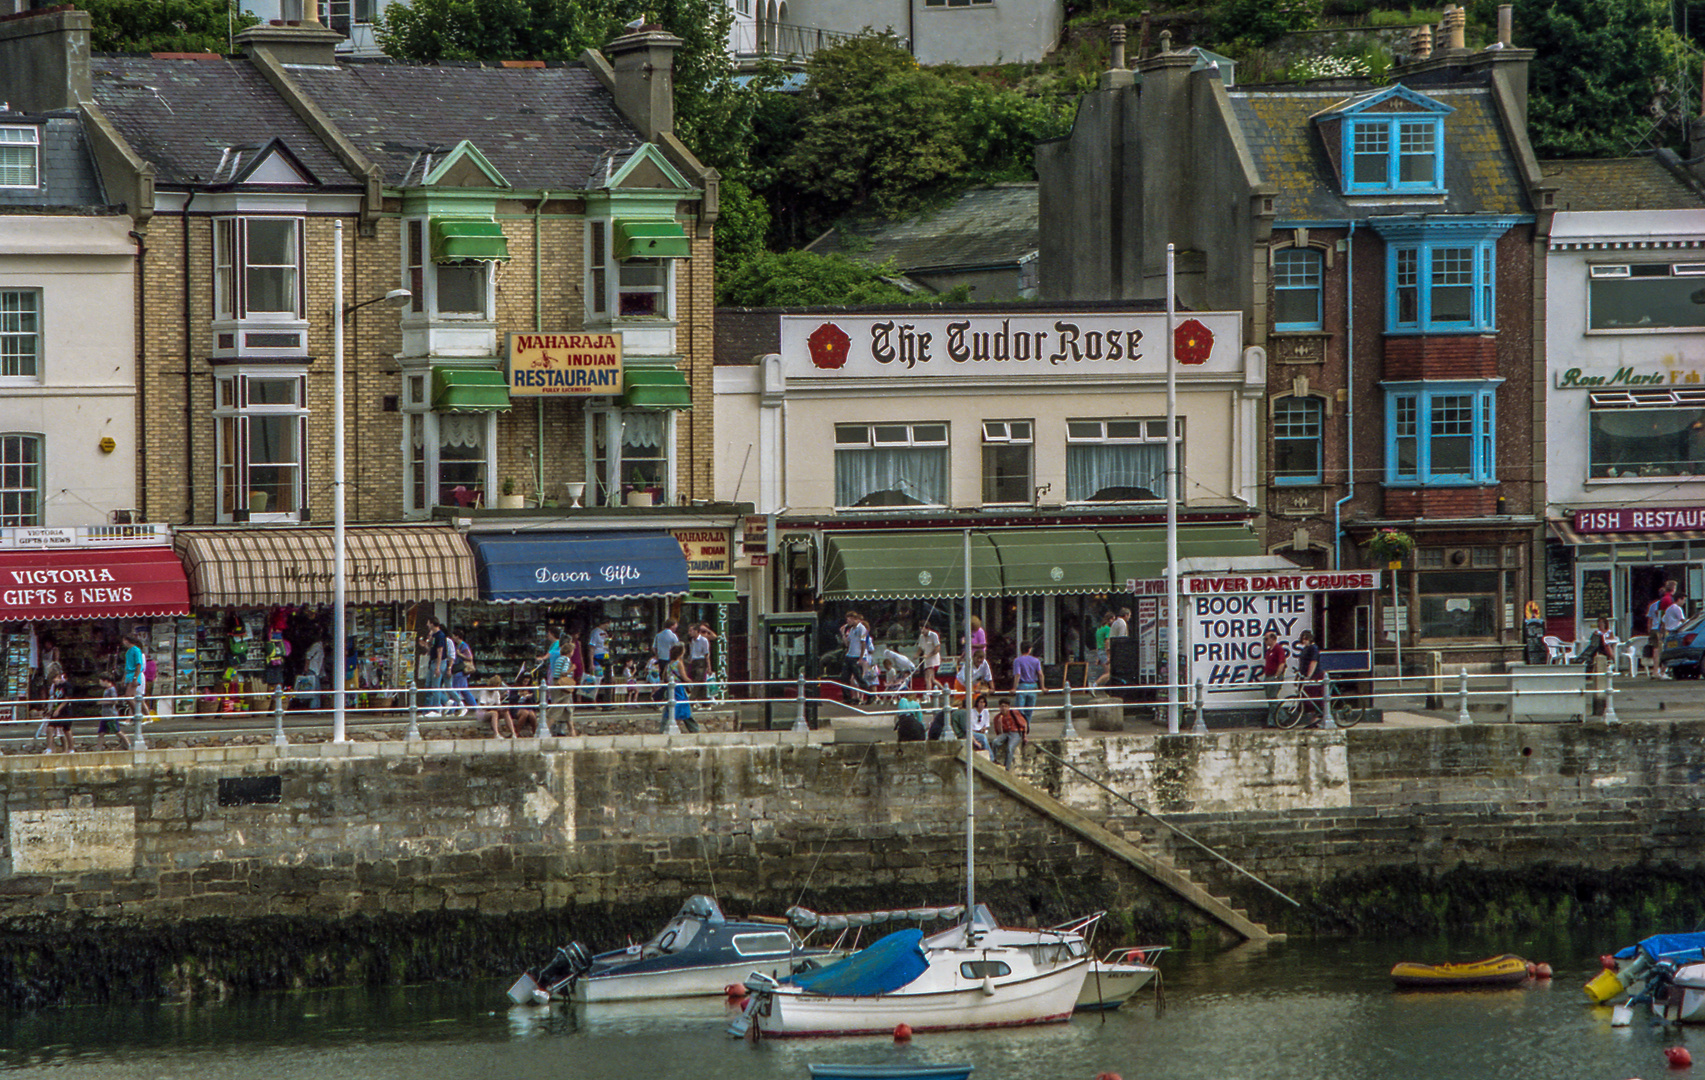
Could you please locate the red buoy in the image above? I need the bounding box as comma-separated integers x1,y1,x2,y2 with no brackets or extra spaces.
1603,955,1619,970
1526,962,1537,978
1535,963,1553,979
894,1024,913,1042
725,983,746,997
1666,1046,1693,1069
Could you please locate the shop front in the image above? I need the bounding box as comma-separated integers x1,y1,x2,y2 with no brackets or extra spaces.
1547,508,1705,643
460,529,690,691
173,525,478,713
0,527,192,718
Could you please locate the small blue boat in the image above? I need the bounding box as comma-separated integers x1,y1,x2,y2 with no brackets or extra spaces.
806,1065,973,1080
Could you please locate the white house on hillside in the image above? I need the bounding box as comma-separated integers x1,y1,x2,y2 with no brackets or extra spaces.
729,0,1059,66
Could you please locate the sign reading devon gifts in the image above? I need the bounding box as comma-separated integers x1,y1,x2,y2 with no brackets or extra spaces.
779,312,1243,378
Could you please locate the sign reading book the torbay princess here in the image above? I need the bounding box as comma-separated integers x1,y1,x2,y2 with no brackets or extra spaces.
778,312,1244,378
508,332,622,396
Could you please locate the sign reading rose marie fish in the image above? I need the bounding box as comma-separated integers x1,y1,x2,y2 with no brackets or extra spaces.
780,312,1242,378
508,332,622,396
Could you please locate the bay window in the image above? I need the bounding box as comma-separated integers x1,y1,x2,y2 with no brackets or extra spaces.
1384,381,1498,485
401,371,498,515
834,423,949,508
1388,241,1495,332
586,219,679,319
1588,390,1705,478
1065,418,1176,503
591,407,678,507
212,217,306,358
214,371,307,521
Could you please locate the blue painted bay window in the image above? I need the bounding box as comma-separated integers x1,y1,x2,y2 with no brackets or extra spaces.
1384,381,1500,485
1374,218,1520,334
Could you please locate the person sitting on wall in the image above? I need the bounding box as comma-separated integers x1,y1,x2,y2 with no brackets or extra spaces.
1576,616,1618,681
894,696,927,742
477,675,516,739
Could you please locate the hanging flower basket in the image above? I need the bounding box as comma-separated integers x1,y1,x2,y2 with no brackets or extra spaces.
1367,528,1415,565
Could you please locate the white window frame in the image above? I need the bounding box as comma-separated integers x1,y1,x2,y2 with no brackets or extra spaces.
0,126,39,189
0,288,41,382
981,419,1034,505
1064,417,1179,503
402,217,497,322
400,370,499,517
213,216,304,321
213,369,309,522
586,219,676,321
833,422,950,509
1587,261,1705,333
588,404,678,508
0,432,42,527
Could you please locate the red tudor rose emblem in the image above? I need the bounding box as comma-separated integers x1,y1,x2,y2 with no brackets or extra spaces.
1174,318,1214,364
807,322,851,370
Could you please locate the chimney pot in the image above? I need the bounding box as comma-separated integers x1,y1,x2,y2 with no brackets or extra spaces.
1109,24,1126,71
1497,4,1513,46
1411,24,1433,61
1441,5,1467,53
1158,29,1172,54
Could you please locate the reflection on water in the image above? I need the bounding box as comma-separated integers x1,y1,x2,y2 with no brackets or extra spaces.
0,929,1694,1080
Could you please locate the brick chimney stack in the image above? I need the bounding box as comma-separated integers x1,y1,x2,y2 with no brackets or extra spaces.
0,7,93,114
602,28,684,141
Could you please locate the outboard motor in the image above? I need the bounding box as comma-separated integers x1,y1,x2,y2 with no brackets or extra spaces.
537,941,594,992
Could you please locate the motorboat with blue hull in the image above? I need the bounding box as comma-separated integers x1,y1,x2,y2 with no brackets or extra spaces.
509,896,840,1004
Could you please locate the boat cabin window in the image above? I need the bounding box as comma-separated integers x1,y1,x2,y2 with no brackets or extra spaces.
960,961,1011,979
732,932,795,957
645,917,701,955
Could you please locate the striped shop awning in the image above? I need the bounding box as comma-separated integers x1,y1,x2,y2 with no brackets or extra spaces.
174,525,479,607
1547,519,1705,546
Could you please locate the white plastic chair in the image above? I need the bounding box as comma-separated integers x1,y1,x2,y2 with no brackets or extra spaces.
1542,636,1572,664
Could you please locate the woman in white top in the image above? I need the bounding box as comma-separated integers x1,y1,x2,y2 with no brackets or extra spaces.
969,693,992,755
476,676,515,739
916,625,942,694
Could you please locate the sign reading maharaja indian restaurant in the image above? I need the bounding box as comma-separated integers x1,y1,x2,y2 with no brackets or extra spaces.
508,332,622,396
779,312,1243,378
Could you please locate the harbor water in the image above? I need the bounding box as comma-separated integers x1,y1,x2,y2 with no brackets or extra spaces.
0,929,1685,1080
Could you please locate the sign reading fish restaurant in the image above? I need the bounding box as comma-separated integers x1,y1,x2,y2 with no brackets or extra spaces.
508,332,623,396
779,312,1243,378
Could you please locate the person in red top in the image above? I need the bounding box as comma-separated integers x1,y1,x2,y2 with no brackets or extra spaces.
1261,631,1288,728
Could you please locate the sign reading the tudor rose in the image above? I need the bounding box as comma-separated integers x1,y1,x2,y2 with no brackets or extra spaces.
1575,506,1705,533
779,312,1243,377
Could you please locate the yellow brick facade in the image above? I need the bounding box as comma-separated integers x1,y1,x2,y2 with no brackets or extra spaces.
134,204,714,525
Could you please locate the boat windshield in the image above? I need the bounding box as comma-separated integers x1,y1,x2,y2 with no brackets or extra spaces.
644,917,701,955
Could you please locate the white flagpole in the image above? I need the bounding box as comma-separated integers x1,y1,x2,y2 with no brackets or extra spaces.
1165,243,1180,735
963,527,976,942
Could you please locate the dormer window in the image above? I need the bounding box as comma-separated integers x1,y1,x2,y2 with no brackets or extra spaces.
1345,117,1443,192
0,126,39,188
1316,84,1451,196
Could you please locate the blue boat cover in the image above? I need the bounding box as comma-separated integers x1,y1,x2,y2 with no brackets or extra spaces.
1615,933,1705,964
786,929,929,996
468,530,689,602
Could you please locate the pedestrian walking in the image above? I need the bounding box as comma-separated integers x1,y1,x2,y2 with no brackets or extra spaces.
653,618,680,701
1011,641,1043,724
1262,631,1287,727
664,643,699,733
915,621,942,695
420,617,449,713
840,611,870,705
97,672,130,751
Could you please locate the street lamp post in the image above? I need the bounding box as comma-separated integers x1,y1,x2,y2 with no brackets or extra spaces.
331,219,409,742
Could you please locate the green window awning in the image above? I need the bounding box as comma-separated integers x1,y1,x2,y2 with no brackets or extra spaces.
821,532,1003,600
430,218,510,263
432,367,511,412
1099,525,1264,587
615,217,690,259
988,529,1114,596
687,576,739,604
622,367,692,410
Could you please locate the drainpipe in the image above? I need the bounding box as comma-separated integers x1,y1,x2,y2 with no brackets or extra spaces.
130,228,148,523
535,190,549,501
181,192,197,523
1332,220,1357,569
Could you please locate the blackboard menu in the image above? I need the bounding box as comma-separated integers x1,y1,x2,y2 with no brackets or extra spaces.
1545,544,1574,620
1580,568,1613,622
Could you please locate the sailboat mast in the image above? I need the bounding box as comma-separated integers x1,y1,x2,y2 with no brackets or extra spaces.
1165,242,1181,735
963,527,976,941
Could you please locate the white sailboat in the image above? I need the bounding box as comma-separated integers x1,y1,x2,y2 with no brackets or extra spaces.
730,532,1091,1039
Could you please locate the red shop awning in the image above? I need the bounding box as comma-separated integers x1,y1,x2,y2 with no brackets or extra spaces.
0,545,192,622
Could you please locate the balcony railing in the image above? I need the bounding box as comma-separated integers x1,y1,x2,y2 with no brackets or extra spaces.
731,21,896,61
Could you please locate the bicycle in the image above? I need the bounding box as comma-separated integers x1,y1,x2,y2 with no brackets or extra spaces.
1273,672,1367,729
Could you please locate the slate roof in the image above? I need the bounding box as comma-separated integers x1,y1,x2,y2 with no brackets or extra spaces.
89,55,359,188
288,63,642,190
1540,157,1705,212
1230,85,1529,222
0,112,108,209
807,184,1038,271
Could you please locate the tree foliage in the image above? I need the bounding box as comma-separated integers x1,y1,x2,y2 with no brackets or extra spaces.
716,250,965,307
82,0,258,54
1473,0,1689,157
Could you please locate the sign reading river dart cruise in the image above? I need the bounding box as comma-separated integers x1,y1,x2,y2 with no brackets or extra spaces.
779,312,1243,378
508,332,623,396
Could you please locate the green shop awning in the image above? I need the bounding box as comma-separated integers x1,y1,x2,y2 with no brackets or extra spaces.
432,367,511,412
988,529,1114,596
430,218,510,262
622,367,692,410
1099,524,1264,587
822,532,1003,600
615,217,690,259
687,576,739,604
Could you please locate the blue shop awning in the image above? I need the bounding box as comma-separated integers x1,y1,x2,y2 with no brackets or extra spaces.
467,530,689,603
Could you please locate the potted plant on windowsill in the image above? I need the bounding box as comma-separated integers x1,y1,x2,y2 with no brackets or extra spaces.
497,477,526,510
